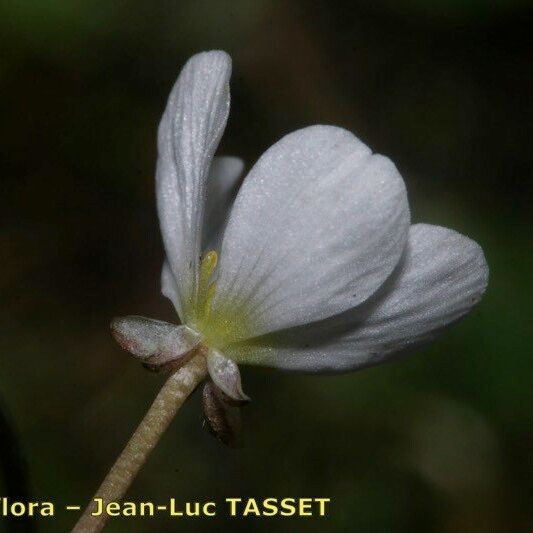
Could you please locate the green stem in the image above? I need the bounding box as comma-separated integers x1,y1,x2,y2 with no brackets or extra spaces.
72,354,207,533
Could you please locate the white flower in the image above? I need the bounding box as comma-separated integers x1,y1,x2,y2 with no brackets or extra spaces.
113,50,488,409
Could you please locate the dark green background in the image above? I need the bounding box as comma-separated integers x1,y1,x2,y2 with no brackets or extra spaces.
1,1,531,531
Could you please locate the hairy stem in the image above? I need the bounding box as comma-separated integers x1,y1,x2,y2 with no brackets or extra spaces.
72,353,207,533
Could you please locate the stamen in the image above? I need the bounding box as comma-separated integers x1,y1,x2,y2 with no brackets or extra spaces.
193,250,254,347
204,282,217,319
197,250,218,321
199,250,218,284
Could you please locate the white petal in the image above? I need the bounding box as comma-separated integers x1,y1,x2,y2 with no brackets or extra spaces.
161,260,181,316
156,50,231,322
212,125,410,338
227,224,489,372
202,156,244,249
161,156,243,316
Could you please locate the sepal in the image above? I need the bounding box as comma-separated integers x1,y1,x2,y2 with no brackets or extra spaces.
202,381,242,447
206,349,250,404
111,316,201,372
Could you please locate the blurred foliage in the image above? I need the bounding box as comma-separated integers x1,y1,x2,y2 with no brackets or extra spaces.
0,0,532,531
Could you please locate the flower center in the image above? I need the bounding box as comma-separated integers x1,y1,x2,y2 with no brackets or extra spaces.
189,250,254,350
197,249,218,321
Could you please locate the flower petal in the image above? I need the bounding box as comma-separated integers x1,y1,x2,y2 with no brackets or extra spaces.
157,50,231,322
161,260,181,316
203,156,244,249
212,125,410,338
227,224,488,372
161,156,243,316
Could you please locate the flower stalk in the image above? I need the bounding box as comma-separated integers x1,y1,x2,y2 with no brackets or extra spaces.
72,353,207,533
